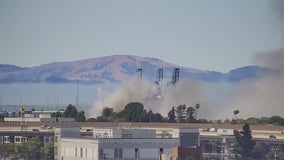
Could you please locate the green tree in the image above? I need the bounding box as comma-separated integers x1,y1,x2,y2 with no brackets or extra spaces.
42,142,54,160
269,116,284,125
63,104,78,118
101,107,114,121
76,111,86,122
211,140,222,153
186,106,196,123
236,123,256,159
176,104,186,123
62,104,85,122
0,143,14,159
150,112,164,122
51,111,62,117
258,116,270,124
195,103,200,119
16,136,42,159
168,107,176,123
245,117,259,125
117,102,145,122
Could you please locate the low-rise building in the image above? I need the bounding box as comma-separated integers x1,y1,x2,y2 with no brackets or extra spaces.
4,115,74,123
55,127,200,160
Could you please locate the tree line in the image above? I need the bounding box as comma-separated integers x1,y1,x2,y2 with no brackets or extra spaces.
52,103,284,126
51,104,86,122
85,102,284,126
0,137,54,160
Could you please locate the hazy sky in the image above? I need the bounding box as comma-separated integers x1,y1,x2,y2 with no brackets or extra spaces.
0,0,283,72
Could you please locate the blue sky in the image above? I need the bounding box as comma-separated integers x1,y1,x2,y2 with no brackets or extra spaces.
0,0,283,72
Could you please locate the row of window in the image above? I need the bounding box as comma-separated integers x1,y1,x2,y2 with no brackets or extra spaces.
99,148,164,159
75,147,88,158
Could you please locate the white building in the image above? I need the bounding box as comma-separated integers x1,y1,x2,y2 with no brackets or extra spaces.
55,127,199,160
4,114,74,123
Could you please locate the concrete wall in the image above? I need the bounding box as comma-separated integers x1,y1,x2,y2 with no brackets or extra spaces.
59,138,99,160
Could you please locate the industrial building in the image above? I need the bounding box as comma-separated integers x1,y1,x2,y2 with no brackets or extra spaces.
54,127,200,160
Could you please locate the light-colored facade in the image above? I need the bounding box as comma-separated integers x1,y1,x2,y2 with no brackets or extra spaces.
4,116,75,123
93,128,157,139
55,127,200,160
60,138,99,160
59,138,178,160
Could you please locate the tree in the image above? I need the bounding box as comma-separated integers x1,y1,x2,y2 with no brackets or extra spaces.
16,136,42,159
62,104,86,122
43,142,54,160
195,103,200,119
0,143,14,159
186,106,196,123
101,107,114,121
168,107,176,123
235,123,256,159
76,111,86,122
51,111,62,117
211,140,222,153
176,104,186,123
269,116,284,125
151,112,164,122
63,104,78,118
245,117,259,125
117,102,146,122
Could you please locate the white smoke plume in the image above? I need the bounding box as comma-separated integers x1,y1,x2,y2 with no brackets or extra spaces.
219,50,284,119
88,76,156,117
88,75,220,120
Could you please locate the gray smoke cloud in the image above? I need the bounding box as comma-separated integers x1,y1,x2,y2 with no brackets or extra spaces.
89,74,236,120
219,50,284,119
254,49,284,69
88,77,156,117
89,50,284,120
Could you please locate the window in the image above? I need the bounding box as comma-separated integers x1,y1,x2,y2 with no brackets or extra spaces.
15,138,20,142
160,148,163,154
114,148,123,158
114,148,118,158
119,148,123,158
99,148,103,158
21,137,27,142
75,147,77,157
85,148,87,157
80,148,83,157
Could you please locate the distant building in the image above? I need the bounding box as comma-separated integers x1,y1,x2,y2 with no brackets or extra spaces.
4,114,74,123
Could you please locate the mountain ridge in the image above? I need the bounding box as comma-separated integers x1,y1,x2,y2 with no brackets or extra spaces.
0,55,268,84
